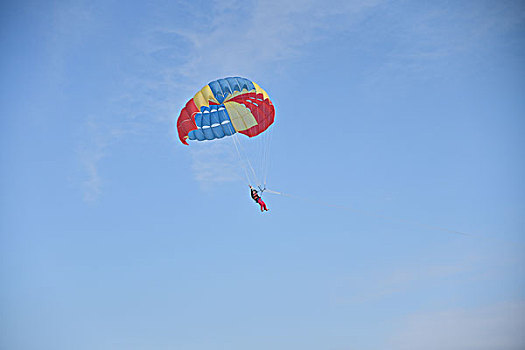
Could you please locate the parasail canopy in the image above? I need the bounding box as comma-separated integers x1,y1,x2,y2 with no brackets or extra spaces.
177,77,275,145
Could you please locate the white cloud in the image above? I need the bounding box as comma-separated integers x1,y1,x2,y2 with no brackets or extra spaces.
48,1,524,198
189,141,244,189
77,118,138,202
140,0,381,186
362,1,525,85
150,0,381,84
57,0,383,197
332,260,473,305
77,119,108,202
389,301,525,350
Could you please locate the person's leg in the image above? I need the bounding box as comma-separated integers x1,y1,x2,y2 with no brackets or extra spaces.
257,198,265,211
259,198,268,211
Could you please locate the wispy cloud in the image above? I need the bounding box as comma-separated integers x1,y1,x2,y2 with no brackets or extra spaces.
79,155,104,202
72,0,386,195
77,118,107,202
147,0,382,85
76,117,138,202
44,0,525,198
136,0,382,186
78,0,524,195
189,142,244,189
362,1,525,86
389,301,525,350
332,259,475,305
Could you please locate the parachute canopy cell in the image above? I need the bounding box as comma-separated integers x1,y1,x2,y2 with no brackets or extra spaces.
177,77,275,145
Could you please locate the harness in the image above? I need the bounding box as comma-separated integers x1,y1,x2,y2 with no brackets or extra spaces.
251,190,260,202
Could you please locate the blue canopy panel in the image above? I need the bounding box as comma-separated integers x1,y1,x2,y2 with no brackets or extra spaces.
208,77,255,104
187,104,236,141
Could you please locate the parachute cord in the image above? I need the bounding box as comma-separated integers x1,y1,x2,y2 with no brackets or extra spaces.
229,131,261,187
233,132,260,186
261,132,267,186
228,126,252,185
259,129,266,186
263,127,273,187
265,189,471,236
230,136,251,185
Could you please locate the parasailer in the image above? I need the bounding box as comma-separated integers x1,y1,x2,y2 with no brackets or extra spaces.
250,186,269,212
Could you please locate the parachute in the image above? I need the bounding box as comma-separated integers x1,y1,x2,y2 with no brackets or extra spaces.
177,77,275,188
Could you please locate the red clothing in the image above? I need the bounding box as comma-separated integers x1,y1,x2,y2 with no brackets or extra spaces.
257,198,268,211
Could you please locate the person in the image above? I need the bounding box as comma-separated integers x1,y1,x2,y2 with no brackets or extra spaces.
250,185,269,212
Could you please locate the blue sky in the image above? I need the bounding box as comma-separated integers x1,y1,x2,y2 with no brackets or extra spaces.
1,1,524,349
